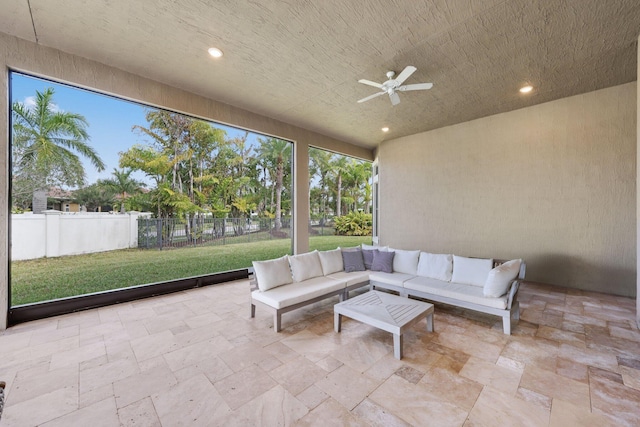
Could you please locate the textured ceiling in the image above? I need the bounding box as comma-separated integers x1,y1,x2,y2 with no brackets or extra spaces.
1,0,639,149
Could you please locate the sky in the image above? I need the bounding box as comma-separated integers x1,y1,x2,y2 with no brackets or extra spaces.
10,72,265,187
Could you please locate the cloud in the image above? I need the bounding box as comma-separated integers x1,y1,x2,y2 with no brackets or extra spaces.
22,96,62,113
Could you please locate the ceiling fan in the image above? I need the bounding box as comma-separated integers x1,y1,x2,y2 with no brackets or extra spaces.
357,66,433,106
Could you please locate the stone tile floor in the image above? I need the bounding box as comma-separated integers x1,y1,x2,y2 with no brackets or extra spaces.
0,280,638,426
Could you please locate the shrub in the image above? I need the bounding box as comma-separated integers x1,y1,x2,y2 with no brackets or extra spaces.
334,211,372,236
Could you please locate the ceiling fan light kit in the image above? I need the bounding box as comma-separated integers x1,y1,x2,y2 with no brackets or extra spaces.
357,65,433,106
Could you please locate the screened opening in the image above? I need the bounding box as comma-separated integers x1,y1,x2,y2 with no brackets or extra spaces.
9,71,293,320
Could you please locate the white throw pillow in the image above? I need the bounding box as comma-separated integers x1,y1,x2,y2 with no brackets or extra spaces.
252,256,292,291
362,243,389,251
417,252,453,282
392,249,420,275
451,256,494,287
288,250,324,282
484,259,522,297
318,248,344,275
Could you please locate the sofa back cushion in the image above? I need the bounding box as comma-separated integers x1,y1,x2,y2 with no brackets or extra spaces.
484,259,522,297
362,243,389,251
318,248,344,275
371,250,395,273
392,249,420,275
451,256,494,287
417,252,453,281
362,249,377,269
288,251,324,282
253,256,293,291
342,249,366,272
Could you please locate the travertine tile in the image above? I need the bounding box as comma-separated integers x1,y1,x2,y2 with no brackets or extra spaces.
40,397,119,427
213,364,277,410
1,280,638,426
316,364,380,411
269,355,327,395
152,373,231,425
460,356,523,395
520,365,590,408
117,397,162,427
369,374,469,426
467,386,550,426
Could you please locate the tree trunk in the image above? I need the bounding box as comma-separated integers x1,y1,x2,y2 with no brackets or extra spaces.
274,154,283,231
32,189,48,214
336,173,342,217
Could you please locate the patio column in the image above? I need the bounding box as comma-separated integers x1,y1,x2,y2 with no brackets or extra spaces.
293,141,309,255
636,33,639,329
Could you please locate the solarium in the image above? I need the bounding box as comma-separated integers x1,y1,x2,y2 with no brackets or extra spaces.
1,1,640,425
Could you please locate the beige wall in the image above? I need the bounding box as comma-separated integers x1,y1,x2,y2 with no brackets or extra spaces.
0,32,374,329
379,82,637,297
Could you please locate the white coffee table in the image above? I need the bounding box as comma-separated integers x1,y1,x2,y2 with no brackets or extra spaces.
334,290,434,359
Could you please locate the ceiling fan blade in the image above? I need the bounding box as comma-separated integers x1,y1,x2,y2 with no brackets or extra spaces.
394,66,417,85
357,91,386,103
398,83,433,91
358,79,383,89
389,92,401,106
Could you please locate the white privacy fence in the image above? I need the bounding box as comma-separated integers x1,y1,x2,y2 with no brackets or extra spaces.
11,211,148,261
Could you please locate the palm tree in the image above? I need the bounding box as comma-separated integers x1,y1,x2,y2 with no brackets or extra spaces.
12,88,105,212
310,148,334,221
256,138,291,232
101,168,146,213
330,155,348,217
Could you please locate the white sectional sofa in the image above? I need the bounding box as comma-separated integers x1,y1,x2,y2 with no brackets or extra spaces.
250,249,369,331
250,245,525,334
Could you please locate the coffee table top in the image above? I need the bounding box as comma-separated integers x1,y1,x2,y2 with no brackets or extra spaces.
334,290,433,335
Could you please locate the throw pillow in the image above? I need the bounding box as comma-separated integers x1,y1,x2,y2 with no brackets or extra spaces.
371,250,395,273
392,249,420,275
288,251,324,282
318,248,344,275
252,256,293,291
417,252,453,281
484,259,522,297
362,249,377,270
342,249,365,272
451,256,494,287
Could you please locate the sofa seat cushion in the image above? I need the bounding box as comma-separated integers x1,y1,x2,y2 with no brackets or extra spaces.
404,276,508,309
327,271,370,287
252,276,346,310
369,271,416,287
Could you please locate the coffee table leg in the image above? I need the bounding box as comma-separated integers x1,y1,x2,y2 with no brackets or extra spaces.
426,312,434,332
393,333,403,359
334,312,342,332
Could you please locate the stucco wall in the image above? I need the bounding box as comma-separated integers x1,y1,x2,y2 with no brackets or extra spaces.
0,32,374,329
378,83,637,297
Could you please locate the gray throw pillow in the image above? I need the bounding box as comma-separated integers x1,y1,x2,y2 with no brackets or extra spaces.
362,249,377,270
342,249,365,272
371,250,394,273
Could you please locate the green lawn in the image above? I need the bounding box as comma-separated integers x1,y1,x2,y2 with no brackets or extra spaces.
11,235,371,305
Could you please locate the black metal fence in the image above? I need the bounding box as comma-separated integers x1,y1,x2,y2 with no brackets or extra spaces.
138,217,293,249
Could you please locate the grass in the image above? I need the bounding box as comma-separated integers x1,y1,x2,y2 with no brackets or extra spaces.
11,235,371,305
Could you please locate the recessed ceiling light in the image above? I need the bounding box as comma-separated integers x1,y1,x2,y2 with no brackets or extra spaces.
381,127,389,132
208,47,223,58
519,85,533,93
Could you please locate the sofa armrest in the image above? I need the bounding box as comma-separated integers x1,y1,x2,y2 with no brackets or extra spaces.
250,279,259,292
506,279,521,310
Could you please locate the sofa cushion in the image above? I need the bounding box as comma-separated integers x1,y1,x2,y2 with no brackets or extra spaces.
288,251,324,282
252,256,293,291
451,256,494,287
362,243,389,251
484,259,522,297
251,276,345,309
371,250,395,273
404,276,508,309
417,252,453,282
392,249,420,275
362,249,377,269
327,270,370,287
369,271,416,287
342,249,365,272
318,248,344,275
